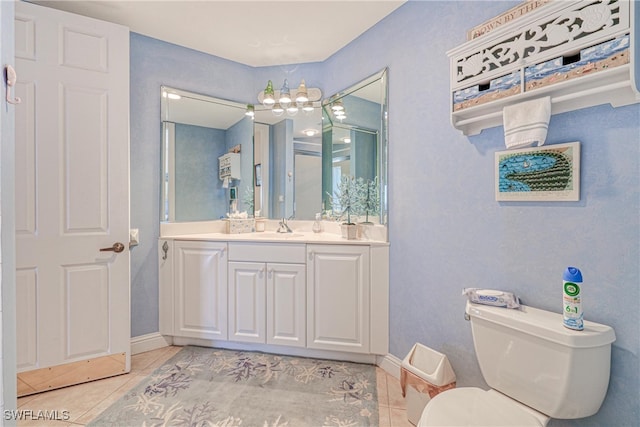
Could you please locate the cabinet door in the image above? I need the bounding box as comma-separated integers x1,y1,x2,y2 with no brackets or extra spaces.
228,261,266,343
306,245,370,353
267,263,306,347
174,241,227,340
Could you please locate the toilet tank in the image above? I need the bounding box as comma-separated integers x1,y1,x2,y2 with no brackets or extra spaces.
466,301,615,419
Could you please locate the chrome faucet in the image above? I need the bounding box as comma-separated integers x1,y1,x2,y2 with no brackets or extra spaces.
277,218,293,233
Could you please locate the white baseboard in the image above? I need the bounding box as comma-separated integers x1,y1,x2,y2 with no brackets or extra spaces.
376,353,402,379
130,332,172,355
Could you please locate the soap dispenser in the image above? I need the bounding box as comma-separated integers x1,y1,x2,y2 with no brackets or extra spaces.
312,213,323,233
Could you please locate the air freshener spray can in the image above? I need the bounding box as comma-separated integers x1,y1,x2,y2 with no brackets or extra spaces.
563,267,583,330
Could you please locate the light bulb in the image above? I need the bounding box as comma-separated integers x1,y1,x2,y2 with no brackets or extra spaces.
272,102,284,117
295,79,309,103
245,104,255,117
286,105,299,116
302,102,314,113
262,80,275,106
279,79,291,107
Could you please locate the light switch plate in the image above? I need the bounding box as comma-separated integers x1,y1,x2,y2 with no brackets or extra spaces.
129,228,139,247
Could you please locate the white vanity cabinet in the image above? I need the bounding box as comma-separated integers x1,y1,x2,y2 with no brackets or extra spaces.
173,240,228,340
228,243,306,347
306,244,371,354
159,236,389,359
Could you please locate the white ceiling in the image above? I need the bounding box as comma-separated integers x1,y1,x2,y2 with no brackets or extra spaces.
30,0,406,67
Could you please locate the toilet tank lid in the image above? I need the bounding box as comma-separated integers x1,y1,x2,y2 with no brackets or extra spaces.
466,301,616,348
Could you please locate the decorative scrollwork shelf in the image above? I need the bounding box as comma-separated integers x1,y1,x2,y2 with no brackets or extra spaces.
447,0,639,136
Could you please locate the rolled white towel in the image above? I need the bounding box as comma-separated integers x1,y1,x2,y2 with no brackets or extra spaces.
503,96,551,149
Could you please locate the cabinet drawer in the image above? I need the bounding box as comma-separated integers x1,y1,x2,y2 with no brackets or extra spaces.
228,242,306,263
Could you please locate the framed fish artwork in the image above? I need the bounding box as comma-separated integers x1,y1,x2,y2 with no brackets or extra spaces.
495,141,580,201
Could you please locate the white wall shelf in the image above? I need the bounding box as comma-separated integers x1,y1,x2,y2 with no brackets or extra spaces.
219,152,241,180
447,0,639,136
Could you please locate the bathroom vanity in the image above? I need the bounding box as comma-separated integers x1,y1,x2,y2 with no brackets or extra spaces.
158,70,390,361
158,222,389,362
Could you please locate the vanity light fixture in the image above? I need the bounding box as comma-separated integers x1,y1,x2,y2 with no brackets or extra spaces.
328,96,347,121
303,129,319,137
258,79,322,117
245,104,255,118
342,137,351,143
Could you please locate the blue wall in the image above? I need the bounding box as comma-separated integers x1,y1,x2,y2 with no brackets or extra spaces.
130,2,639,426
130,33,255,336
319,2,638,426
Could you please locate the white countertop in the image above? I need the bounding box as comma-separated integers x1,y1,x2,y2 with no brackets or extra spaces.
164,231,388,246
160,220,389,246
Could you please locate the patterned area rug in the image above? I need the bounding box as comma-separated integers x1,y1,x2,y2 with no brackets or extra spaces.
89,346,378,426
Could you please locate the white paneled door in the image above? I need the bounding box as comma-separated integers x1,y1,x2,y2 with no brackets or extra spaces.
14,2,130,396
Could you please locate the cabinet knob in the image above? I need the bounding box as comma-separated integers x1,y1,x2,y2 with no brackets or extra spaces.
308,251,314,261
268,269,273,279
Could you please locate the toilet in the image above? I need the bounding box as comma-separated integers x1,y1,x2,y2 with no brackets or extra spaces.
418,301,616,426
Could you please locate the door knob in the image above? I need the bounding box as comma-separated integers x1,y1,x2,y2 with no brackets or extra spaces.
100,242,125,253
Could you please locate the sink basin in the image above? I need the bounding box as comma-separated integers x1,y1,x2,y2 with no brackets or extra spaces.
251,232,304,239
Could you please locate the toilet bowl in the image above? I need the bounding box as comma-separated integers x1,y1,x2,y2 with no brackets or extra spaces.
418,301,615,426
418,388,548,427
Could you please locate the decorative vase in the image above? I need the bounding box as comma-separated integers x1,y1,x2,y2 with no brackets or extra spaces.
357,222,373,240
341,223,358,240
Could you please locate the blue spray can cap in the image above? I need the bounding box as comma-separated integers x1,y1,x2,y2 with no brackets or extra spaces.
563,267,582,282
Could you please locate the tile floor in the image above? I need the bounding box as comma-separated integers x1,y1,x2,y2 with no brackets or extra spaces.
16,346,414,427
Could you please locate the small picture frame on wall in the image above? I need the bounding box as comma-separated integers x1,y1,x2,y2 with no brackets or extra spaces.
495,141,580,201
254,164,262,187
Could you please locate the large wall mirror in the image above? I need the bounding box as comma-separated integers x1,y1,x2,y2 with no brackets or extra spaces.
159,68,388,225
322,68,388,225
253,102,323,220
160,87,254,222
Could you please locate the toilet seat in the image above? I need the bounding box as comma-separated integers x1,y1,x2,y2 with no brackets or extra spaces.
417,387,547,427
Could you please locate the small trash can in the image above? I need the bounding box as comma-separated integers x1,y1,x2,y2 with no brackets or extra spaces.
400,343,457,425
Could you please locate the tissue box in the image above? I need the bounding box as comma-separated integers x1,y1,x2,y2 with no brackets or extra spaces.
226,219,255,234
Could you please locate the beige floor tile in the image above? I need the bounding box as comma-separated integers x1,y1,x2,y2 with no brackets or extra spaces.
378,404,392,427
17,394,38,408
74,373,147,425
17,372,134,424
386,373,407,409
136,345,182,375
376,367,389,407
390,406,413,427
130,345,178,373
